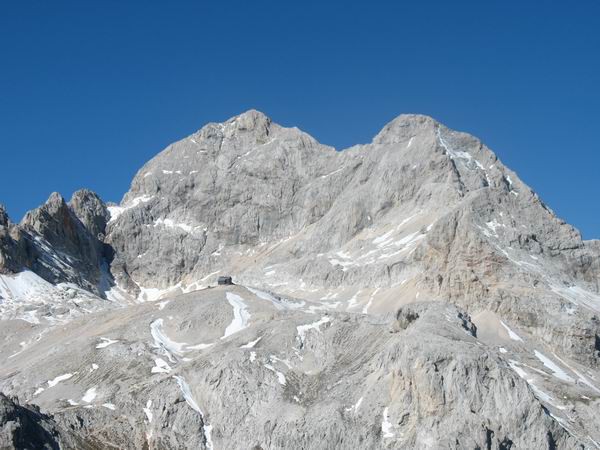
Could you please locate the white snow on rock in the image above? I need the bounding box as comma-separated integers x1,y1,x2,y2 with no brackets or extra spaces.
552,354,600,394
500,321,523,341
437,130,472,162
534,351,575,383
102,403,116,410
153,217,200,234
157,300,170,310
362,288,380,314
347,290,360,310
529,384,556,405
381,407,394,438
354,396,364,412
240,336,262,349
246,287,286,310
221,292,250,339
551,284,600,313
486,219,506,236
320,167,344,179
107,195,154,224
143,400,153,423
345,396,363,413
33,387,45,396
0,271,66,315
150,318,188,357
96,337,119,349
373,229,395,245
151,358,172,374
186,342,214,350
47,373,74,388
82,387,97,403
173,376,214,450
137,282,183,303
507,360,562,408
508,360,528,379
296,316,331,347
264,364,287,385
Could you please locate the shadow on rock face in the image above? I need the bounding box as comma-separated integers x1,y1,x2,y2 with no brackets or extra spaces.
392,301,478,338
395,305,421,330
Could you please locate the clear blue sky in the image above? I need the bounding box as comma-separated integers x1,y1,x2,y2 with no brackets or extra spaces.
1,1,598,238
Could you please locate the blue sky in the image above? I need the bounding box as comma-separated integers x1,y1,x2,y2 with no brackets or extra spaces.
1,1,598,238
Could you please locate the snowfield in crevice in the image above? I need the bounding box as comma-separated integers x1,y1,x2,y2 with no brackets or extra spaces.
174,376,214,450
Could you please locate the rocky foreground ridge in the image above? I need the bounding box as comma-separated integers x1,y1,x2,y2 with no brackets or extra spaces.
1,110,599,449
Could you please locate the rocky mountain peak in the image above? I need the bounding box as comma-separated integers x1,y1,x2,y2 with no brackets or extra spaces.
225,109,272,133
372,113,440,145
45,191,67,212
2,111,600,449
20,192,70,235
69,189,109,239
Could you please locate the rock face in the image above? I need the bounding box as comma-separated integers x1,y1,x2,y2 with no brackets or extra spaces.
1,110,599,448
104,110,600,368
0,393,87,449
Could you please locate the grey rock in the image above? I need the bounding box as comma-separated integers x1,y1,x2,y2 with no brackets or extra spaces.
0,288,584,449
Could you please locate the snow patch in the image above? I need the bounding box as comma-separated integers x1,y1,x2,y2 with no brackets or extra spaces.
264,364,287,385
33,387,45,396
151,358,172,374
500,321,523,341
173,376,213,450
382,407,394,438
157,300,170,310
240,336,262,349
108,195,153,223
534,351,575,383
346,396,363,413
143,400,153,423
82,387,97,403
150,318,188,356
96,337,119,349
47,373,74,388
221,292,250,339
153,217,200,234
297,316,331,347
320,167,344,179
362,288,380,314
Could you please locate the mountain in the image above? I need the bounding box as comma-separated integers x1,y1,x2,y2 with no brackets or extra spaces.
1,110,599,449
